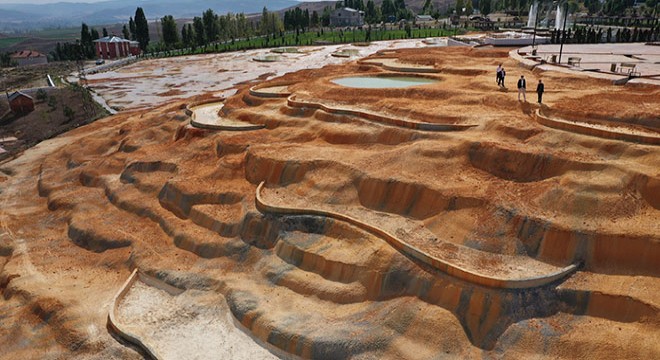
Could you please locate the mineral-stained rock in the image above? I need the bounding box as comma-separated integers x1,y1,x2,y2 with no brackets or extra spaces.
0,47,658,359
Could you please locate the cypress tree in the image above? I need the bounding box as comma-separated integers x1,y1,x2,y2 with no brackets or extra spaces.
135,7,150,51
161,15,179,48
129,17,137,40
122,25,130,39
80,23,94,59
193,16,206,46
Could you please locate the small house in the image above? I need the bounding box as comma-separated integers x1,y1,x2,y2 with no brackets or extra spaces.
10,50,48,67
330,8,365,27
8,91,35,114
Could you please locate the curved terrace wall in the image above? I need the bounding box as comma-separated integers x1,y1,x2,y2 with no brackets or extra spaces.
287,95,476,131
107,269,172,360
255,182,578,289
535,109,660,145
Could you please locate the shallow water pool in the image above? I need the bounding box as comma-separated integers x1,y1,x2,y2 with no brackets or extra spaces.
331,76,438,89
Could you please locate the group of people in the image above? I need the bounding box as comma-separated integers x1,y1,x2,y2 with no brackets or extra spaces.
496,63,545,104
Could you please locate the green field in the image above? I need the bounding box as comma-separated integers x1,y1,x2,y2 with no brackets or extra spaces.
0,37,27,50
30,27,79,40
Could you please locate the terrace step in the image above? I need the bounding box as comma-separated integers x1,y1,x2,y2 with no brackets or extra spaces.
256,182,578,289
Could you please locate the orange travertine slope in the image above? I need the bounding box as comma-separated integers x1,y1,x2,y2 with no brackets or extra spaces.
0,46,659,359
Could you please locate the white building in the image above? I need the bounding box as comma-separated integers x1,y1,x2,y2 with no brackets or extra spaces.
330,8,365,27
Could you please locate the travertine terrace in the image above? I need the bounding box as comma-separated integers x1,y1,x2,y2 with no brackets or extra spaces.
1,46,659,359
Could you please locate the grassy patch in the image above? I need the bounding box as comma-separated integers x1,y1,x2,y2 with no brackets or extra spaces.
0,37,27,50
30,27,79,40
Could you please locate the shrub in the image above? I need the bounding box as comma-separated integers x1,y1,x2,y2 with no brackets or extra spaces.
36,89,48,102
63,106,75,122
47,96,57,110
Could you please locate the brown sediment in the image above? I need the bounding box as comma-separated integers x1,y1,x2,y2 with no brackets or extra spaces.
0,46,658,359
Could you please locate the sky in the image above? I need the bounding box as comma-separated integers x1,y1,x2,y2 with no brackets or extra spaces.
0,0,326,3
0,0,109,3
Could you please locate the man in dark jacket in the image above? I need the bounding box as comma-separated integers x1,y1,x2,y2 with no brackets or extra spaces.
517,75,526,101
536,79,545,104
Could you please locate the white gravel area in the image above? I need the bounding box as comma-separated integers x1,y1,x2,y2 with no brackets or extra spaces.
116,281,277,360
84,39,440,111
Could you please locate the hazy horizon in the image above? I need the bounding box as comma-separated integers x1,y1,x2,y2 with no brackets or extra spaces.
0,0,110,3
0,0,327,3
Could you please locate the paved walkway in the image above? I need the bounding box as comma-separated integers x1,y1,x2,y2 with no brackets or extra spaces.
514,43,660,85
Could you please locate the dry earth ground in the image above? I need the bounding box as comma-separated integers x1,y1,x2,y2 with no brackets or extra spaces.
0,45,658,359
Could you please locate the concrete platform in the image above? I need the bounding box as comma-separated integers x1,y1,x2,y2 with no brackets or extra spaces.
514,43,660,85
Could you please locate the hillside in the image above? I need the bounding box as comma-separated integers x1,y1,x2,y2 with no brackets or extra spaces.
0,45,658,359
0,0,298,31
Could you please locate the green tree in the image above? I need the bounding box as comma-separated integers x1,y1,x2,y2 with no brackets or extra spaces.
102,28,108,37
182,24,195,47
36,89,48,102
181,25,188,46
422,0,434,14
129,17,136,40
321,6,332,26
260,7,271,35
193,17,206,46
0,52,11,67
311,10,320,28
466,0,474,15
479,0,491,16
63,105,75,123
456,0,465,15
259,7,283,35
134,7,150,51
47,96,57,109
381,0,396,20
80,23,95,59
366,0,379,23
203,9,219,42
122,25,130,39
161,15,179,47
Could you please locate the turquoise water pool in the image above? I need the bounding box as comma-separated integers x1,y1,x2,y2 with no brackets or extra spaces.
331,76,438,89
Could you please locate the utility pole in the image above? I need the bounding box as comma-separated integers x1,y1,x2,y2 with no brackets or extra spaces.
558,2,569,64
531,2,540,50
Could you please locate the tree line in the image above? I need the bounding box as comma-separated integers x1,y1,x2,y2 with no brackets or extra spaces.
550,25,659,44
157,7,282,51
50,7,149,61
42,0,659,63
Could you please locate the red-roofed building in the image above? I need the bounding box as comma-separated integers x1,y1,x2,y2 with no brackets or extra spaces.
10,50,48,67
7,91,34,114
93,36,141,60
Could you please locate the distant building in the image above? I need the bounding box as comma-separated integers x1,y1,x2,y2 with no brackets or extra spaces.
93,36,141,60
10,50,48,67
7,91,34,114
330,8,365,27
416,15,434,23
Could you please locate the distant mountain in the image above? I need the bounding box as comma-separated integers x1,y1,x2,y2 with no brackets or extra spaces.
0,0,299,31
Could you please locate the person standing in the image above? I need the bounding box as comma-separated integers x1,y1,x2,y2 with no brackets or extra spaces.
500,67,506,87
517,75,526,101
536,79,544,104
496,64,503,86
